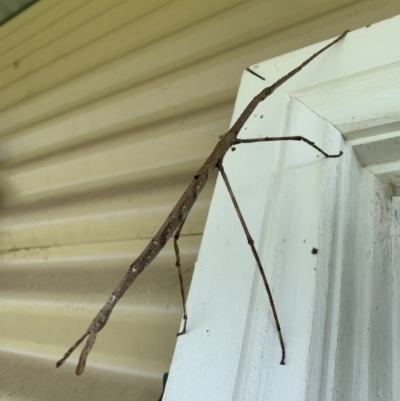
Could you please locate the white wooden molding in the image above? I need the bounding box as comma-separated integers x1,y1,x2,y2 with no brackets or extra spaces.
164,15,400,401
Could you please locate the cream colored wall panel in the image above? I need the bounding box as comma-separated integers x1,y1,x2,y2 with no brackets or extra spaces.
0,351,161,401
0,0,171,85
0,61,235,164
0,0,90,52
1,103,231,197
0,0,129,70
0,236,198,306
0,0,60,39
0,0,353,129
0,236,198,397
0,0,371,131
0,0,247,110
0,177,213,249
0,301,178,372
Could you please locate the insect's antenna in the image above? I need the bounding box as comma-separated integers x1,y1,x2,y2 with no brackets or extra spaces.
246,67,265,81
246,30,349,85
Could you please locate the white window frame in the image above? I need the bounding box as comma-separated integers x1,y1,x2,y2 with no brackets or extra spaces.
164,16,400,401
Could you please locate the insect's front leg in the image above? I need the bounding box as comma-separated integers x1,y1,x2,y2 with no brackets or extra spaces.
233,136,342,158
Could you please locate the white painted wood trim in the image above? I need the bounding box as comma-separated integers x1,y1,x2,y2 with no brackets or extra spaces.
164,15,400,401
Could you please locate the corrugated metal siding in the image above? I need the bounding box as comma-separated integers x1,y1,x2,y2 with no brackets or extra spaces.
1,0,400,399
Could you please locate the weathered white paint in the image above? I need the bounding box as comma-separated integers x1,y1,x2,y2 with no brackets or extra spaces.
392,197,400,398
165,15,400,401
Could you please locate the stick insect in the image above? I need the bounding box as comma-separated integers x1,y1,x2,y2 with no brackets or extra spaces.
57,30,348,375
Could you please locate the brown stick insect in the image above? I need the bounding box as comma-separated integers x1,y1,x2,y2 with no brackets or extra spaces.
56,31,348,375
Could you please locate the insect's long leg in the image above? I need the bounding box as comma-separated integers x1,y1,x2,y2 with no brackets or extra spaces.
217,161,285,365
234,136,342,158
174,217,188,336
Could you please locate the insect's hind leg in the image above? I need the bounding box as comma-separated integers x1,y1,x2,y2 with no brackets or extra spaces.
174,217,189,336
233,135,342,158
